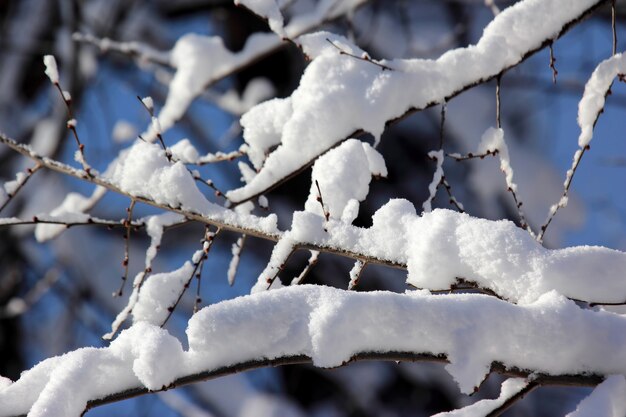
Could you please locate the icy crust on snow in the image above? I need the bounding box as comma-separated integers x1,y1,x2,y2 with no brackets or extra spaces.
257,202,626,304
228,0,601,203
104,140,279,235
578,53,626,147
566,375,626,417
6,286,626,416
0,322,185,417
304,139,386,220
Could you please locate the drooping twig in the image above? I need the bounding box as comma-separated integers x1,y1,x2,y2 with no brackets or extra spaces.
496,75,502,128
325,38,394,71
194,257,205,314
137,96,170,160
549,42,558,84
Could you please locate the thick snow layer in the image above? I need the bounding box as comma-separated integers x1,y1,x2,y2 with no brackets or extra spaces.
255,202,626,305
0,322,184,417
304,139,386,220
106,140,210,210
227,0,602,203
566,375,626,417
5,285,626,416
578,53,626,147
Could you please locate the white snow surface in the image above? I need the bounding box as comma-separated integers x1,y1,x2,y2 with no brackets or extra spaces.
304,139,386,220
433,378,528,416
43,55,59,84
34,187,106,242
566,375,626,417
7,285,626,416
227,0,602,203
578,52,626,147
132,262,195,325
255,202,626,305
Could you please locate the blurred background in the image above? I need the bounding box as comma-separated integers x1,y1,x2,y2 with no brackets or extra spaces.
0,0,625,415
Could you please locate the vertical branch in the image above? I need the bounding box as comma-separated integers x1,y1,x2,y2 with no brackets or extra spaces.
116,199,136,297
137,96,171,161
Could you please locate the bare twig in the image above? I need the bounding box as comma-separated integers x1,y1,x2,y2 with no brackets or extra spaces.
549,43,558,84
325,38,394,71
447,150,499,161
441,178,465,212
612,0,617,56
116,199,136,297
315,180,331,226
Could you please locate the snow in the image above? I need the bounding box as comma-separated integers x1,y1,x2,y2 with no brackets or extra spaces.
424,149,444,212
235,0,286,37
477,127,517,193
433,378,528,416
254,201,626,305
43,55,59,84
577,53,626,148
141,96,154,112
106,140,210,210
143,32,279,141
34,188,106,242
304,139,387,220
169,138,200,163
6,285,626,415
132,262,195,325
566,375,626,417
227,0,602,204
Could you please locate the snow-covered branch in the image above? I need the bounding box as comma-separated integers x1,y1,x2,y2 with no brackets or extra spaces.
2,285,618,417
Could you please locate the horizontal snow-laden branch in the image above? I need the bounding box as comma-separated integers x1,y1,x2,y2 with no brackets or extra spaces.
227,0,609,204
3,133,626,305
2,285,623,417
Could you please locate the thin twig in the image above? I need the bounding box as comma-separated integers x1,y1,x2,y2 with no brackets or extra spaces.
612,0,617,56
227,234,247,286
441,177,465,212
549,43,558,84
291,250,319,285
315,180,330,226
116,199,136,297
447,150,499,161
325,38,394,71
161,227,220,327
